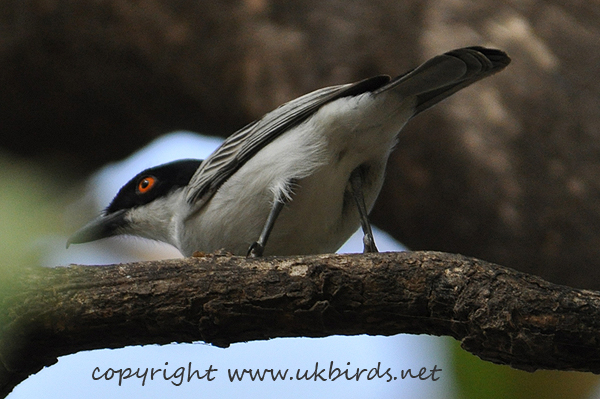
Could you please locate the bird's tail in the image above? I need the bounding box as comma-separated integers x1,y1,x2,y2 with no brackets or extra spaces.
375,46,511,115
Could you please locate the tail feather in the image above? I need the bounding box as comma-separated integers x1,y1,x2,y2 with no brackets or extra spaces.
376,46,511,115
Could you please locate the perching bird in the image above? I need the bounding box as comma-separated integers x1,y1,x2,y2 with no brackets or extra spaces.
68,46,510,257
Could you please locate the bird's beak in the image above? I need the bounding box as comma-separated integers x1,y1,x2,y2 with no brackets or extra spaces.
67,210,127,248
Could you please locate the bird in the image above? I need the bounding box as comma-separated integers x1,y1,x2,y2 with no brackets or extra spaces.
68,46,510,257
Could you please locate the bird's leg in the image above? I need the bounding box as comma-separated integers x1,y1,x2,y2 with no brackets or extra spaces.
349,168,379,253
247,197,286,257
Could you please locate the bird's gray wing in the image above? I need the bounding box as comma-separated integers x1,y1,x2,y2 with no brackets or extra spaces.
185,75,391,207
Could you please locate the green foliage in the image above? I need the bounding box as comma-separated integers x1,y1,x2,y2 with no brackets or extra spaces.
450,339,599,399
0,153,68,299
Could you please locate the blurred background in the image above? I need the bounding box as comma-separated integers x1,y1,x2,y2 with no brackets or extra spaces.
2,0,600,397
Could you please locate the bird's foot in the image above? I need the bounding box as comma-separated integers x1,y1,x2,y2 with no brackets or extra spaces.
363,234,379,253
247,242,265,257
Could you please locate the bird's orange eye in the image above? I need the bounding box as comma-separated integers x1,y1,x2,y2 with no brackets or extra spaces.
137,176,156,193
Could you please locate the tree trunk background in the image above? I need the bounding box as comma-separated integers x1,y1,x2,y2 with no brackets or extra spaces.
1,0,600,289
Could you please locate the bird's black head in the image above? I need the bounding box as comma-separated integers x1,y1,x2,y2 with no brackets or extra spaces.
67,159,202,247
106,159,202,214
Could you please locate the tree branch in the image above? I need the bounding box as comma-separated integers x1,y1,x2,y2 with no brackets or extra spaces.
2,251,600,397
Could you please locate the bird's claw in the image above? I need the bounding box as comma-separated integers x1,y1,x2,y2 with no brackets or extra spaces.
363,234,379,253
247,241,265,257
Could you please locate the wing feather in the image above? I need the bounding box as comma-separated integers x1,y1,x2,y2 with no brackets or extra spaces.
185,75,391,208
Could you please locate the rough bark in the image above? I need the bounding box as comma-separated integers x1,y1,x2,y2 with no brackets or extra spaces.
2,251,600,397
